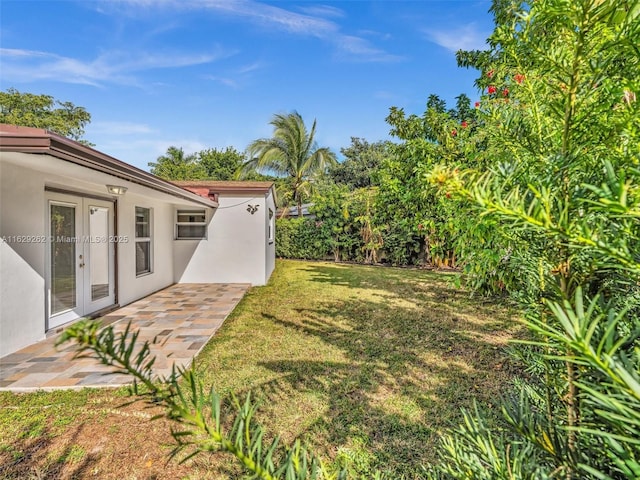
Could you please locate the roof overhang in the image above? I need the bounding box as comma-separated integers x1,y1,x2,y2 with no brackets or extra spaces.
0,124,218,209
172,180,275,196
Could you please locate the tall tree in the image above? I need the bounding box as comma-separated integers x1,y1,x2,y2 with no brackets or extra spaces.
148,146,204,180
197,147,245,181
0,88,91,142
328,137,391,189
241,111,337,216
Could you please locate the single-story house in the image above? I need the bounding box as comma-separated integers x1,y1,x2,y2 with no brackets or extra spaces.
171,180,276,285
0,124,276,358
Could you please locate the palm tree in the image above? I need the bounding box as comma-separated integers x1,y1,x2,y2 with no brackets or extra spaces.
148,146,204,180
241,111,337,217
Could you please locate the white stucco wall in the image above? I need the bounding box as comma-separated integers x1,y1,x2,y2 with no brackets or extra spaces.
265,192,276,281
116,194,176,306
0,148,276,357
0,161,47,357
174,192,274,286
0,153,212,357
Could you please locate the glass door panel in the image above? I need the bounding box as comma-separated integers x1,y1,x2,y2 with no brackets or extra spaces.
47,194,115,331
82,198,115,314
50,204,77,315
89,206,110,301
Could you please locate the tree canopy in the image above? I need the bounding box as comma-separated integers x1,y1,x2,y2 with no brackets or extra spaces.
197,147,245,180
327,137,391,189
0,88,91,142
149,146,277,182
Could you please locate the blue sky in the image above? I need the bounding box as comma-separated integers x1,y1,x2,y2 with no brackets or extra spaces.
1,0,494,171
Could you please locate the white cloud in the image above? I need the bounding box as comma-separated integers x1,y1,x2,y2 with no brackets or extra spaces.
209,0,337,36
1,48,51,58
100,0,400,63
296,5,345,19
334,35,403,63
358,29,392,41
201,60,266,89
0,46,233,87
203,75,239,88
89,121,155,135
425,23,489,53
236,60,267,74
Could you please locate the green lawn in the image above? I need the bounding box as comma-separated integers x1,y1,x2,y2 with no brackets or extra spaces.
0,259,522,479
193,260,522,476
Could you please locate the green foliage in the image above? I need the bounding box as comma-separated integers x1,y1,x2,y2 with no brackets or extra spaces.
149,145,264,181
148,146,204,180
427,0,640,478
197,146,246,180
276,185,409,265
378,93,480,268
275,217,331,260
0,88,91,142
309,185,356,261
242,111,337,216
429,404,551,479
56,319,350,480
328,138,391,189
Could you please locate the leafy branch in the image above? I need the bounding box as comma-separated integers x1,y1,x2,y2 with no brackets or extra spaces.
57,320,349,480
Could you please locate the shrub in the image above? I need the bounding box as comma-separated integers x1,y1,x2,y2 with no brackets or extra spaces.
275,217,331,260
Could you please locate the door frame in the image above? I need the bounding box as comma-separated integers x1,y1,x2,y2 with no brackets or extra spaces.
45,188,118,331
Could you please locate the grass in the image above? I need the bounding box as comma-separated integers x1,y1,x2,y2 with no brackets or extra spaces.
192,260,523,476
0,259,523,479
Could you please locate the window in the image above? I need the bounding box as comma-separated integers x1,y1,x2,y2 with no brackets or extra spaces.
268,208,275,244
176,209,207,240
135,207,152,276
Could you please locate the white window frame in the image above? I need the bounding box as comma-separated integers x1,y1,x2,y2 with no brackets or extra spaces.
135,206,153,276
268,208,275,244
175,209,207,240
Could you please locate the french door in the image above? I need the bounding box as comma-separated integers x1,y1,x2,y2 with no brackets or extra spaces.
47,193,115,330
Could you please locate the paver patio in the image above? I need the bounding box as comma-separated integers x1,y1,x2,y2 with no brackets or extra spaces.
0,283,249,392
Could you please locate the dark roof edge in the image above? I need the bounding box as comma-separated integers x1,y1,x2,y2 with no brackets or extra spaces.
0,125,217,208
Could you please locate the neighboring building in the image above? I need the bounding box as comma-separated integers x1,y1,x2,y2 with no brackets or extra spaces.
276,203,315,219
0,124,275,358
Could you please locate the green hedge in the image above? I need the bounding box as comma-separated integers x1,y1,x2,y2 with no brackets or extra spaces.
275,217,331,260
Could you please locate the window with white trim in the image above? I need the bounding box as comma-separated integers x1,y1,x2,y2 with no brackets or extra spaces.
135,207,152,276
268,208,275,244
176,209,207,240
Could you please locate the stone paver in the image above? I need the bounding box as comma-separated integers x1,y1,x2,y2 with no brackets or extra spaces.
0,283,249,392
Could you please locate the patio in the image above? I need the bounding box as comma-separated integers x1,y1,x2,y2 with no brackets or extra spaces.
0,283,249,392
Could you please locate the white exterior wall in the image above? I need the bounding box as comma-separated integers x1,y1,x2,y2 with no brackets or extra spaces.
116,194,176,306
0,150,275,358
265,192,276,282
0,161,47,357
174,192,274,286
0,154,210,357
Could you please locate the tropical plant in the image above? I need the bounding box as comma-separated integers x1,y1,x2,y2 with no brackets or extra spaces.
275,217,332,260
57,320,353,480
377,94,480,267
148,146,205,180
241,112,337,217
429,0,640,478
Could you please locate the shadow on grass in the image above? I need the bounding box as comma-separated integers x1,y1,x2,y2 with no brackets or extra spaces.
238,263,524,476
0,422,100,480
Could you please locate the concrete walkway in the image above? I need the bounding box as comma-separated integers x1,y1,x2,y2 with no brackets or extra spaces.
0,283,249,392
